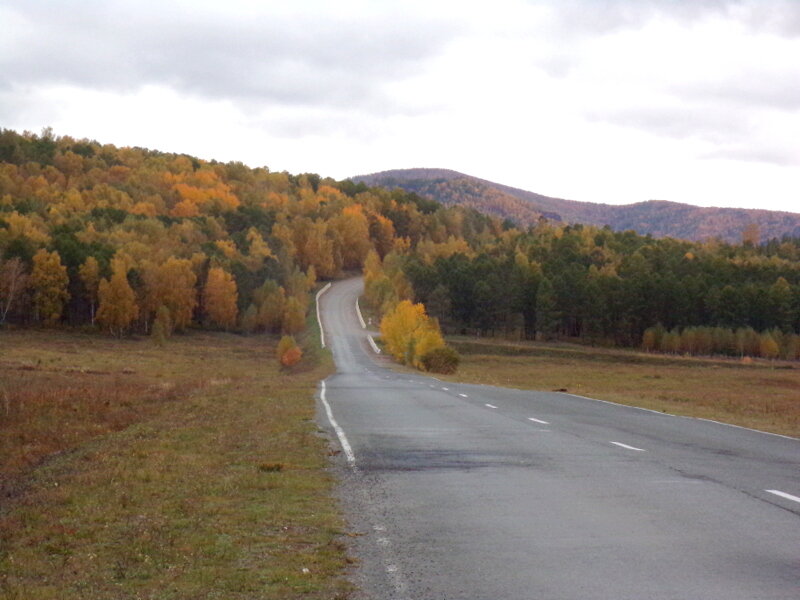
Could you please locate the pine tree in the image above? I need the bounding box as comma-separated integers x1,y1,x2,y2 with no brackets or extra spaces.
535,277,560,340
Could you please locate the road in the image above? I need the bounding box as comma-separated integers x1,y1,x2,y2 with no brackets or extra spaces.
317,277,800,600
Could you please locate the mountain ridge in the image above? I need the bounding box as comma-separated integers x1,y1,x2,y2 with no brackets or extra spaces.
351,168,800,243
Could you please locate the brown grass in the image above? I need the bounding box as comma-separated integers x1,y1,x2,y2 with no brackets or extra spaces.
444,338,800,438
0,328,350,600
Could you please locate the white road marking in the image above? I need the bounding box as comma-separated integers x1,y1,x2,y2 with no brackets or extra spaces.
485,403,498,409
355,297,367,328
459,393,468,398
610,441,646,452
441,387,449,391
320,381,356,467
386,564,398,573
564,392,797,441
766,489,800,504
367,335,382,354
315,282,332,348
528,417,550,425
377,537,390,546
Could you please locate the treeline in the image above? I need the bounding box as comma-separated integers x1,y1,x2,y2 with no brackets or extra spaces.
0,128,501,338
389,220,800,359
5,128,800,362
642,325,800,360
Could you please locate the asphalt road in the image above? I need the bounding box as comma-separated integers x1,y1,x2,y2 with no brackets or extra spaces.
317,277,800,600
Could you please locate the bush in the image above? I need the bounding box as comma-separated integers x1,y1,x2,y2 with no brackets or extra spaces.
420,346,460,374
276,335,302,367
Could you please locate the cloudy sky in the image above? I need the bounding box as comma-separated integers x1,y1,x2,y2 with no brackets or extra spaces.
1,0,799,212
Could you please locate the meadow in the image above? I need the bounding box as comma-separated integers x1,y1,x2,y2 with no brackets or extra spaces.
0,328,350,600
444,337,800,438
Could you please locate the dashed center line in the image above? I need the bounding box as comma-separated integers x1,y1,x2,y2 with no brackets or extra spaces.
766,489,800,504
441,387,449,391
485,403,498,409
458,393,468,398
528,417,550,425
610,441,646,452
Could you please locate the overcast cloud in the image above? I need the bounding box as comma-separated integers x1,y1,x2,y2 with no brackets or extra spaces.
1,0,798,212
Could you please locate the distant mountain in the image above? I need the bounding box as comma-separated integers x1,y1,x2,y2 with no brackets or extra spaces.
351,168,800,243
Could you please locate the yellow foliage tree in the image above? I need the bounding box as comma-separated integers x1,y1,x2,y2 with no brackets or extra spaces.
244,227,273,271
301,220,338,278
369,214,395,258
282,296,306,334
332,204,372,269
141,257,197,331
380,300,445,369
30,249,70,324
96,267,139,337
203,267,238,329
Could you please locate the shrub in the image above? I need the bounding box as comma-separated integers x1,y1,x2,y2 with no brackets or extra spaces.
276,335,302,367
420,346,460,374
280,345,303,367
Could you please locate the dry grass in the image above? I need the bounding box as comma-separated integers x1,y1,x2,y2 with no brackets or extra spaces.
444,338,800,438
0,328,350,600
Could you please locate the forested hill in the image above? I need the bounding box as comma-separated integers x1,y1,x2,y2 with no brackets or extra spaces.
352,168,800,243
0,128,500,333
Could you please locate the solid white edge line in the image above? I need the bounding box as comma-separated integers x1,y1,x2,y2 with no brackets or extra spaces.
610,441,646,452
561,391,798,441
320,381,355,467
355,297,367,329
528,417,550,425
766,489,800,504
367,335,381,354
315,282,332,348
485,403,497,409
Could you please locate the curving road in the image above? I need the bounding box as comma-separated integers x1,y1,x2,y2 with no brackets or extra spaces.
317,277,800,600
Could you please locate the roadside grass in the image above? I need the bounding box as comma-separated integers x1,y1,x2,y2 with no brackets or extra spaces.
0,328,350,600
442,337,800,438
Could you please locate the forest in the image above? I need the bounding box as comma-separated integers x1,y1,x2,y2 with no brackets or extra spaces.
2,128,800,364
380,221,800,360
0,128,481,364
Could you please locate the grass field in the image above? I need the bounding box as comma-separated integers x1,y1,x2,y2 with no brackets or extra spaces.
442,337,800,438
0,327,350,600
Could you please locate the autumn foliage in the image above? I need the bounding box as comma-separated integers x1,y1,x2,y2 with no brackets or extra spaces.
277,335,303,367
0,128,452,336
203,267,238,330
380,300,455,372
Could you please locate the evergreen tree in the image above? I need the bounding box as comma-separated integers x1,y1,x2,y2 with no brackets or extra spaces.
535,277,560,340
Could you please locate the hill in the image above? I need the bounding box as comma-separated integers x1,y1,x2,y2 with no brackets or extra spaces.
351,168,800,243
